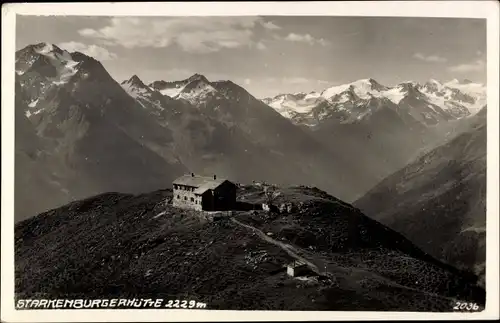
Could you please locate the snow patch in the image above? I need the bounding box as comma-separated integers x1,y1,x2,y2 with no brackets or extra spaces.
175,82,217,104
26,107,45,118
160,86,185,98
382,87,405,104
122,83,149,99
304,91,320,100
444,80,486,97
28,99,39,108
34,43,54,55
266,93,322,119
54,59,79,84
153,211,166,219
321,79,383,101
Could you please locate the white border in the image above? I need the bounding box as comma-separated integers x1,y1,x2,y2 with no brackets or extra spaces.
1,1,499,322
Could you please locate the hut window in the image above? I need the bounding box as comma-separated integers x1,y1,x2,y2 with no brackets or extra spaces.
190,197,194,202
184,196,187,201
177,195,180,199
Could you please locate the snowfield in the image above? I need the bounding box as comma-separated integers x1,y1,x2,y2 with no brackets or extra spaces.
262,78,486,126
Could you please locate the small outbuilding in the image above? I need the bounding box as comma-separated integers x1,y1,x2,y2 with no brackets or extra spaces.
286,260,309,277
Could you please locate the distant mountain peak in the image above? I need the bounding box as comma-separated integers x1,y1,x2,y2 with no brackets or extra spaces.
187,73,209,83
448,78,475,85
428,78,442,85
32,43,66,55
122,74,147,88
17,42,66,59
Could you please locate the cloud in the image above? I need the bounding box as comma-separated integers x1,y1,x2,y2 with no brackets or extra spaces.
78,17,279,54
413,52,448,63
58,41,117,60
261,21,281,30
284,33,330,46
256,42,267,50
448,59,485,73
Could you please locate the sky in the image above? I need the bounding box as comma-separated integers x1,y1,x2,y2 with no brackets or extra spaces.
16,15,487,98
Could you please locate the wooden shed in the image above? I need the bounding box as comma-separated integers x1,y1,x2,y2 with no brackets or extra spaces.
286,260,309,277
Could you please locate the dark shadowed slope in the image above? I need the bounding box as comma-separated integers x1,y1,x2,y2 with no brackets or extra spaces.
354,107,487,283
15,92,74,221
15,186,484,311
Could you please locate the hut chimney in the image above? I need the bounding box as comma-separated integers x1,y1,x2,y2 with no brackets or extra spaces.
191,172,195,177
214,174,217,180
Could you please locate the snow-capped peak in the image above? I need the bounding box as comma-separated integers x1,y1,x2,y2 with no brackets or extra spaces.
445,78,477,86
187,73,209,83
320,78,388,101
427,78,443,86
304,91,321,100
121,75,153,100
122,75,147,88
149,73,212,98
34,42,54,54
175,76,217,104
15,42,79,85
263,74,488,126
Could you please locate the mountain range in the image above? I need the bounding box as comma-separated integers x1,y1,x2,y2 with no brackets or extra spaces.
14,40,488,268
14,43,365,220
264,78,486,192
12,42,489,309
262,78,486,128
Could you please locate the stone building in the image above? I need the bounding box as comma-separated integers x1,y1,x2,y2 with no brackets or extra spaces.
172,173,237,211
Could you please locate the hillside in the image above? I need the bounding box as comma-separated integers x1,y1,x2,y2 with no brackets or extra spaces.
354,108,487,283
15,186,484,311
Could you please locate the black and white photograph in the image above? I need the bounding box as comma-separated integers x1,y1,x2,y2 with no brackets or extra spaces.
1,1,499,321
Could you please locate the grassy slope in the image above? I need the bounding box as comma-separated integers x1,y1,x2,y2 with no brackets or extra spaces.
15,186,485,311
354,116,486,282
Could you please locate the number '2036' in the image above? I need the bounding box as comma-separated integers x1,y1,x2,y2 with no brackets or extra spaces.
454,301,480,311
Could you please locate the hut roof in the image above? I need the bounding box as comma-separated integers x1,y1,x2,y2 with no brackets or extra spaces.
287,260,307,268
173,174,234,195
